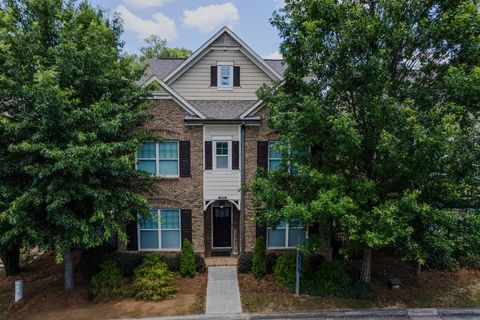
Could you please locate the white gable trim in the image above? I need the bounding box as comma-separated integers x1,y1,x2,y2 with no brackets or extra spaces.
239,100,264,119
163,26,284,85
143,75,206,119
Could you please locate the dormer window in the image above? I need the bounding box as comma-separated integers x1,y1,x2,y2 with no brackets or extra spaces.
210,63,240,89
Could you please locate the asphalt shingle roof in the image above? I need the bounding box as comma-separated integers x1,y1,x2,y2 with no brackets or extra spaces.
188,100,258,119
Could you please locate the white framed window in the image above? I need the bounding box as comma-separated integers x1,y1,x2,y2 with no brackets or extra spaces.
268,141,284,172
217,62,233,89
137,141,179,177
214,141,231,170
139,208,181,250
267,220,307,249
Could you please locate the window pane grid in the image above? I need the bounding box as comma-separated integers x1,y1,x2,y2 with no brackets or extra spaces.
139,209,181,250
137,142,179,177
267,220,306,248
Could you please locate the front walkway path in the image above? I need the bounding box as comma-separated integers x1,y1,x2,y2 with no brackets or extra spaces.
205,266,242,314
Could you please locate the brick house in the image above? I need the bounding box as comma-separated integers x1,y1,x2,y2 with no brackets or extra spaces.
123,27,310,257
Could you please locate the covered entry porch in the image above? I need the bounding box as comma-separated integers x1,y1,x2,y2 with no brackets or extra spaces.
203,199,241,256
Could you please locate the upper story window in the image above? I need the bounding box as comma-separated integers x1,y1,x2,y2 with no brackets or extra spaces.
218,63,233,89
211,63,240,89
268,141,284,171
214,141,230,170
139,208,181,250
267,220,307,249
137,141,179,177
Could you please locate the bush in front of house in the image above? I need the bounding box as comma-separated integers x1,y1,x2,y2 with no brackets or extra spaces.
266,252,278,274
90,261,133,302
252,236,267,278
238,252,253,273
195,253,206,273
134,254,177,301
273,252,296,289
109,252,145,276
78,243,116,280
302,261,351,296
180,239,196,278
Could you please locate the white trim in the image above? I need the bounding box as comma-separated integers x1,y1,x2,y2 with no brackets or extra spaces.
136,141,180,177
266,221,308,249
240,100,264,119
138,208,182,251
217,64,233,90
142,75,206,119
213,140,231,170
163,26,283,84
211,204,233,249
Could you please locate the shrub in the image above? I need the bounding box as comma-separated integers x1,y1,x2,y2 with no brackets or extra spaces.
90,261,132,302
134,254,177,301
158,253,181,272
180,239,196,278
302,261,351,295
274,252,296,289
78,243,115,279
109,252,145,276
266,252,278,274
238,252,253,273
195,253,206,273
252,236,267,278
337,280,374,300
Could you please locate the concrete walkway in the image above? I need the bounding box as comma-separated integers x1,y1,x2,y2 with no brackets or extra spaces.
205,266,242,314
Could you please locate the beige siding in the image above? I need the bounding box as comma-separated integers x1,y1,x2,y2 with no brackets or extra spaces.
171,50,273,100
204,170,241,201
211,33,238,47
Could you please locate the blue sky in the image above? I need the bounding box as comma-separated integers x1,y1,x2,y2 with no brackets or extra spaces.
89,0,284,59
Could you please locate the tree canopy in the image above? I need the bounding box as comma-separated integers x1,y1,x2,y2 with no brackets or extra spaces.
0,0,153,286
253,0,480,281
140,34,192,59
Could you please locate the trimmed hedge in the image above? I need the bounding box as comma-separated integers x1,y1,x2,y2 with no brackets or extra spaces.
90,261,133,302
180,239,196,278
273,252,296,289
252,236,267,278
238,252,253,273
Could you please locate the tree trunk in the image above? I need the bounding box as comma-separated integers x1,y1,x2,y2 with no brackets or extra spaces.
0,243,20,277
416,262,422,275
360,247,372,283
64,248,74,290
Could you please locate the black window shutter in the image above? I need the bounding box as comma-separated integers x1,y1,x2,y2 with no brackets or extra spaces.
179,141,191,177
181,209,192,244
257,141,268,170
126,221,138,250
233,66,240,87
210,66,218,87
256,223,267,241
232,141,239,170
205,141,212,170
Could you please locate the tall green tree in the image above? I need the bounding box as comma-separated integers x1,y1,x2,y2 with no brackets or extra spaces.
140,34,192,59
0,0,153,288
253,0,480,282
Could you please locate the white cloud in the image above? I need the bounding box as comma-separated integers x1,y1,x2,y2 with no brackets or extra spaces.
182,3,239,33
116,5,176,41
122,0,171,8
273,0,285,9
264,51,283,59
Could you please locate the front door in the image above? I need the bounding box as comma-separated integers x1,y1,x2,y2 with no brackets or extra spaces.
212,207,232,248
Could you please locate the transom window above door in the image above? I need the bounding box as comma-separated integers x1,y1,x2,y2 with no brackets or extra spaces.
214,141,230,170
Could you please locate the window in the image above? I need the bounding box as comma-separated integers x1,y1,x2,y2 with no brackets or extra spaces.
268,141,284,172
139,209,181,250
137,141,179,177
214,141,230,169
218,64,233,88
267,220,307,248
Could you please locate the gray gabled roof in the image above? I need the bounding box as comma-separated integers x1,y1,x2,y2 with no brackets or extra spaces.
140,57,286,85
187,100,258,120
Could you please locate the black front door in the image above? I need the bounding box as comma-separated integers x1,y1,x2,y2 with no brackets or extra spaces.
212,207,232,248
